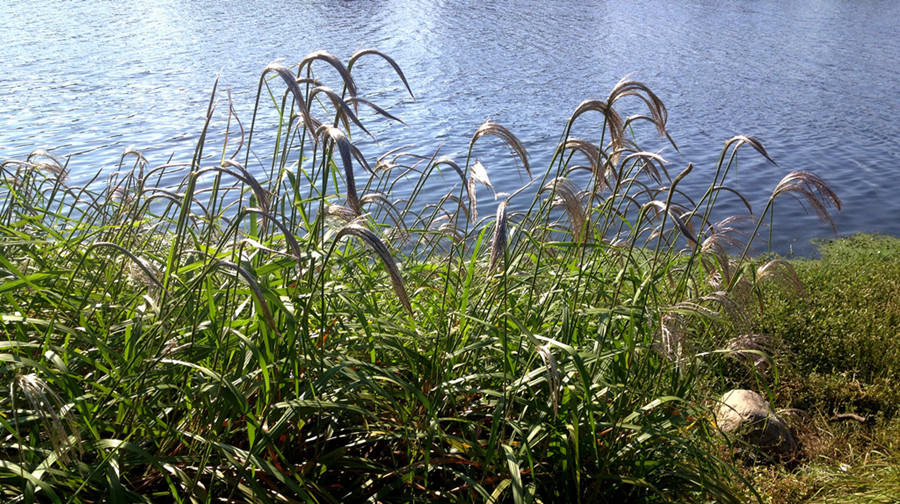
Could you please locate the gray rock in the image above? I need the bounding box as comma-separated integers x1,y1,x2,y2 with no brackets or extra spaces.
715,389,797,457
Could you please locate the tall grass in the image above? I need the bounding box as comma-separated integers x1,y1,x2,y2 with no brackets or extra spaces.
0,49,840,503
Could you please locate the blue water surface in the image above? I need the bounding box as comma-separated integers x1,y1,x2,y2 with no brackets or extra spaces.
2,0,898,256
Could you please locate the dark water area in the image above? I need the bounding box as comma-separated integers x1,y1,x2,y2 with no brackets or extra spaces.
2,0,898,256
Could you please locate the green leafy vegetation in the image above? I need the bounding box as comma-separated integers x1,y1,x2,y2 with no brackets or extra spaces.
0,50,858,503
762,234,900,386
742,234,900,503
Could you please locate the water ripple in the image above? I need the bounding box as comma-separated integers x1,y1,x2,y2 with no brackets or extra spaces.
1,0,898,256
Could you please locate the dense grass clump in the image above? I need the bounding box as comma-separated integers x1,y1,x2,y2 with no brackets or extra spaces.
1,50,842,503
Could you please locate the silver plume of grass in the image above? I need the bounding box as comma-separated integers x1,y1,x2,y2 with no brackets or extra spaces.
308,85,373,138
261,63,319,142
298,50,359,100
570,99,625,165
607,78,669,138
13,373,81,464
470,161,494,194
120,146,148,173
87,242,168,298
326,203,360,223
317,125,361,215
197,161,271,213
564,138,602,171
26,149,69,185
432,156,465,186
440,193,470,224
770,170,843,232
348,48,416,100
564,138,611,194
489,200,509,273
471,122,531,180
337,223,413,317
467,176,479,224
722,135,777,165
756,259,805,298
700,216,758,286
695,290,750,334
346,96,408,126
724,333,773,373
656,313,691,364
541,177,587,243
621,151,671,185
658,290,750,362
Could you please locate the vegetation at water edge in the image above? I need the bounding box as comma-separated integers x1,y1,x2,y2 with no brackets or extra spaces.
0,50,852,503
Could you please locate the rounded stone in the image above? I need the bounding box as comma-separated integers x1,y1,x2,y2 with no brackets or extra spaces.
715,389,797,456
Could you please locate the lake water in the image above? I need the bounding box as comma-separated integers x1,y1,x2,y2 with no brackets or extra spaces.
2,0,898,256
